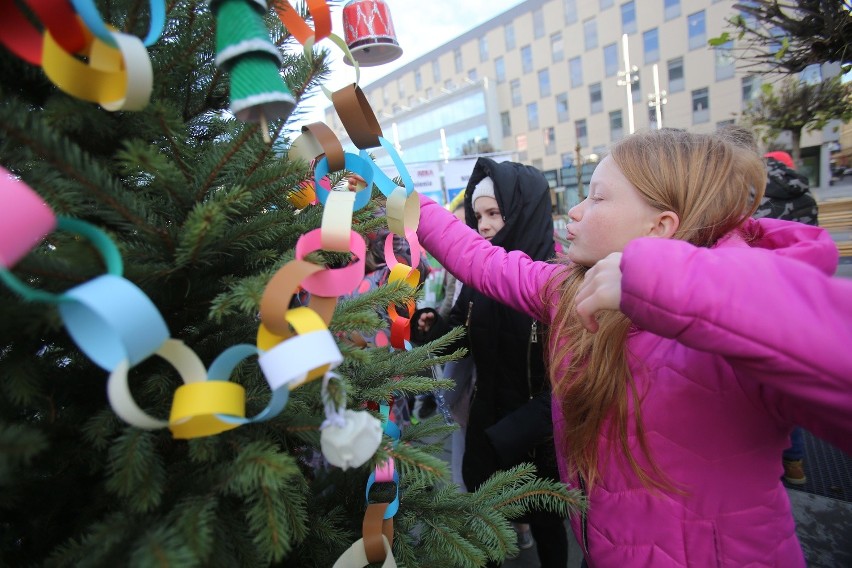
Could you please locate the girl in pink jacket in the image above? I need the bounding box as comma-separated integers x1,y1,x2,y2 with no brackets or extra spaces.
415,129,852,567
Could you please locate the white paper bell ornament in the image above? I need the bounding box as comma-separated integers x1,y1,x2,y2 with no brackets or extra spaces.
342,0,403,67
320,409,383,470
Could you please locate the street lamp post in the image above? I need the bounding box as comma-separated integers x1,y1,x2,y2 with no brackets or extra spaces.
616,33,638,135
646,63,668,130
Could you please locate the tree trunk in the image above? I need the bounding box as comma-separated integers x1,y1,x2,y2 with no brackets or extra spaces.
791,129,802,168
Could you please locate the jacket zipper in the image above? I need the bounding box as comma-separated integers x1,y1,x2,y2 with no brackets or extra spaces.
467,301,476,403
578,474,590,559
526,321,537,400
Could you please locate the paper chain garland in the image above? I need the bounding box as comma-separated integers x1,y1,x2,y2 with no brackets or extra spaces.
1,1,419,563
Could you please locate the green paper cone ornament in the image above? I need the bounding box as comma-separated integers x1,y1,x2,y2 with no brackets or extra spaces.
214,0,281,68
229,55,296,123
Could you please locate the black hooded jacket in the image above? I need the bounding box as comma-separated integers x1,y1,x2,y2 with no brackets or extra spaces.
754,158,819,226
412,158,557,490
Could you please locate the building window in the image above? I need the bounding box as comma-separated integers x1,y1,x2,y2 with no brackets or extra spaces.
511,79,522,106
688,11,706,50
521,45,533,74
468,69,478,81
589,82,603,114
564,0,577,24
479,36,488,63
527,102,539,129
432,60,440,83
631,75,641,103
643,28,659,64
398,80,405,99
715,41,735,81
414,70,422,90
600,0,614,9
649,105,665,130
505,23,515,51
425,87,433,99
561,152,573,167
382,87,389,104
610,110,624,141
501,111,512,137
583,18,598,51
538,69,551,97
603,43,618,77
692,87,709,124
516,134,527,162
533,8,545,38
621,1,636,35
544,127,556,155
454,48,463,73
667,57,684,93
551,32,564,63
575,119,588,147
716,119,735,130
569,56,583,88
742,75,760,109
495,56,506,83
557,93,569,122
664,0,680,20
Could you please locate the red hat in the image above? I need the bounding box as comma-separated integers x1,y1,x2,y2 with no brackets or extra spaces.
764,151,794,169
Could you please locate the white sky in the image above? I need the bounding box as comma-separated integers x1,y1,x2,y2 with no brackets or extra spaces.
293,0,525,128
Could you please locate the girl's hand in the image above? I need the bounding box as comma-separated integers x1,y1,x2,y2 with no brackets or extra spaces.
347,174,367,192
417,312,435,333
575,252,623,333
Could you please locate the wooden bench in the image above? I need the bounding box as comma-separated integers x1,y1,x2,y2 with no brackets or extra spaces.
817,198,852,257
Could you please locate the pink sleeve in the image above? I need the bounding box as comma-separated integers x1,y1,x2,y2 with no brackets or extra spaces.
619,237,852,451
417,193,563,323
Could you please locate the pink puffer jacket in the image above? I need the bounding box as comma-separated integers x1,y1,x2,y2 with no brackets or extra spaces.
417,194,852,567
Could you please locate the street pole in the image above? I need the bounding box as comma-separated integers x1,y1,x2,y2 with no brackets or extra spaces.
575,141,583,201
652,64,662,128
621,34,635,135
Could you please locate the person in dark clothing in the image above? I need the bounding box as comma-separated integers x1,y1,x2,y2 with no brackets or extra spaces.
754,151,819,226
756,150,819,485
412,158,568,567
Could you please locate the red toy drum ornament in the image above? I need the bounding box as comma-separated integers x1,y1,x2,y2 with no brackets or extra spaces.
342,0,402,67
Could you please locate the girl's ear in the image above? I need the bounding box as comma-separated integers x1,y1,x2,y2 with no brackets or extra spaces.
650,211,679,238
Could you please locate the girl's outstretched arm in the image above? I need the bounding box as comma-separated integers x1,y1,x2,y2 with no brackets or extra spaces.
619,235,852,453
417,193,562,323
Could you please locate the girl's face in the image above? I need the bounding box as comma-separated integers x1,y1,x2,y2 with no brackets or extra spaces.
473,196,505,240
566,156,665,267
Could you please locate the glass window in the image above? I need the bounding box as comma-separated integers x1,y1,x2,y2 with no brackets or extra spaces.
589,82,603,114
454,48,463,73
575,119,588,147
564,0,577,24
495,56,505,83
527,102,539,129
715,41,735,81
692,87,710,124
688,11,706,50
741,75,760,109
414,70,422,90
557,93,569,122
551,32,564,63
600,0,614,8
511,79,522,107
584,18,598,51
569,57,583,88
643,28,659,64
398,80,405,99
505,23,515,51
533,8,545,38
479,36,488,63
604,43,619,77
544,127,556,155
632,75,641,103
610,110,624,141
664,0,680,20
432,60,440,83
521,45,533,74
501,111,512,138
395,91,487,139
621,1,637,35
538,69,551,97
468,69,478,81
668,57,684,93
561,152,574,167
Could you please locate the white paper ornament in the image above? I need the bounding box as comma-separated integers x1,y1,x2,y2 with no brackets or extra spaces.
320,409,383,470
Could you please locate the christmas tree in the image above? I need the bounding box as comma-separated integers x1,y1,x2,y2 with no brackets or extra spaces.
0,1,584,566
